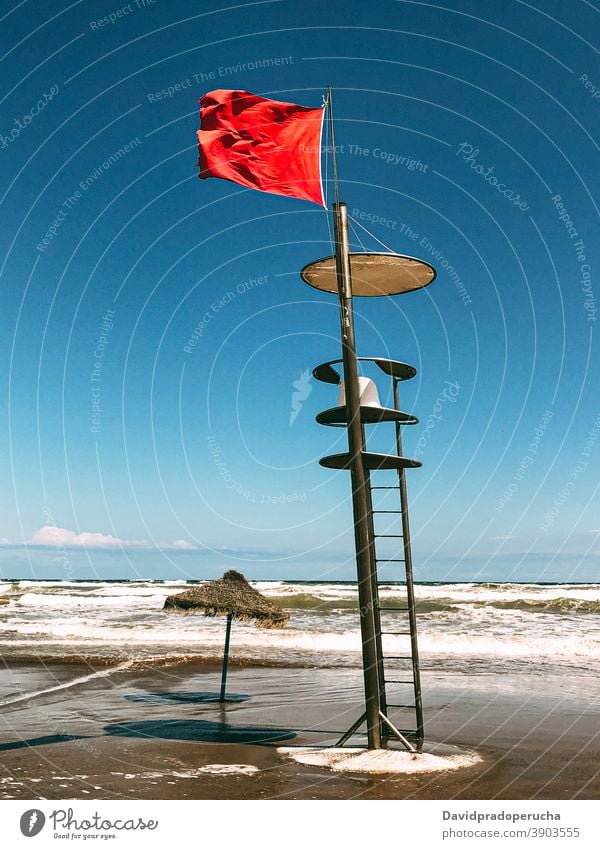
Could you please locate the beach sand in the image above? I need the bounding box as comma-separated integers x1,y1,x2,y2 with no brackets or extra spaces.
0,659,598,800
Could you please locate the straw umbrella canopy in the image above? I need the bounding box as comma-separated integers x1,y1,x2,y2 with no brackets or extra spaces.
163,570,288,700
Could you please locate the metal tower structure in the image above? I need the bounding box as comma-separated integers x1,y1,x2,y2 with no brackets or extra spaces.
299,90,437,752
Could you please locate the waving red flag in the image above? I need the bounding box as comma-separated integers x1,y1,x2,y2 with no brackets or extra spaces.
197,90,325,206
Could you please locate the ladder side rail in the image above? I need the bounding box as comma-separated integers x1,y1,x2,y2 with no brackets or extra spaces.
365,464,388,729
393,377,425,752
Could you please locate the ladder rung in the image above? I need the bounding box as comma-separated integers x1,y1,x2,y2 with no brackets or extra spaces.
385,680,413,685
381,632,411,637
385,705,416,710
383,727,417,735
374,534,404,538
370,486,399,490
384,655,412,659
372,510,401,514
378,606,409,611
375,558,405,562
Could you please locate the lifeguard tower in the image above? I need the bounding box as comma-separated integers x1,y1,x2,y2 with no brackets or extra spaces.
301,202,436,752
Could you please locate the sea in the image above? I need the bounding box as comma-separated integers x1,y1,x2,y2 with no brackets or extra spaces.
1,580,599,693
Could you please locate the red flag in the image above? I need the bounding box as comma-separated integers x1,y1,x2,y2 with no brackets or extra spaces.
197,89,325,206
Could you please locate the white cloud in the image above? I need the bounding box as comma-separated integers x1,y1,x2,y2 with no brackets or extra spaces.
31,526,143,548
29,526,196,551
171,539,196,550
0,537,9,545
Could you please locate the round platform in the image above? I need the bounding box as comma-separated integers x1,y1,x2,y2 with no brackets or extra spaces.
319,451,422,471
316,405,418,427
301,252,436,296
312,357,417,385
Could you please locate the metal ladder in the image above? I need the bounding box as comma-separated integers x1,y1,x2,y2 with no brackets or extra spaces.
369,378,424,750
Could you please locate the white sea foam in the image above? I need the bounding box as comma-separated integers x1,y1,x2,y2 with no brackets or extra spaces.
117,765,259,780
278,746,481,774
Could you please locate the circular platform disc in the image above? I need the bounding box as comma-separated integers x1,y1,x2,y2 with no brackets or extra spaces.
301,252,436,296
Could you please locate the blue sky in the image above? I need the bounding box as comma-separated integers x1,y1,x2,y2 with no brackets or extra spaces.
1,0,598,581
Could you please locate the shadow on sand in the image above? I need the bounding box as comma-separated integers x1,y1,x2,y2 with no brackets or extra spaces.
0,733,89,752
104,719,296,745
124,691,250,705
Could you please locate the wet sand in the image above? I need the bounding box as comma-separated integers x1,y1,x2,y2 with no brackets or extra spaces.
0,659,598,800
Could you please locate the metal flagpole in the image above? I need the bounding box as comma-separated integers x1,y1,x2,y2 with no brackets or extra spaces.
327,87,383,749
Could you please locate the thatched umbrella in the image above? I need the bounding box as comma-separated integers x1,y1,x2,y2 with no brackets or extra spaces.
163,570,288,701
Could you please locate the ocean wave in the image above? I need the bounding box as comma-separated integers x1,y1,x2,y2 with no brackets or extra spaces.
266,592,600,615
474,598,600,614
12,592,162,609
2,621,598,661
7,582,599,615
264,593,458,613
1,581,599,673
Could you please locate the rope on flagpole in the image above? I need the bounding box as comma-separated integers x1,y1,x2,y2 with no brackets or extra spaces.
322,98,329,211
322,90,335,256
349,213,397,254
348,217,367,252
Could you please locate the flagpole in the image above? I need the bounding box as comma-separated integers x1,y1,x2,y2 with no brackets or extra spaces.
327,86,341,210
327,87,383,749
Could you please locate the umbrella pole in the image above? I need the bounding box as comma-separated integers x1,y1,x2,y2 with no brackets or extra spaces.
219,614,233,701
